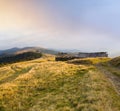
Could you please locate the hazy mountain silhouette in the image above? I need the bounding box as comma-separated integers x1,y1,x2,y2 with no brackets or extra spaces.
0,47,58,57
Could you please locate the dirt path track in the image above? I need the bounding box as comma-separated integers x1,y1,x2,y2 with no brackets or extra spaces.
96,64,120,95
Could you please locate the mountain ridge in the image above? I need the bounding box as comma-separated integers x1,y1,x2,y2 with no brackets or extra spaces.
0,47,58,57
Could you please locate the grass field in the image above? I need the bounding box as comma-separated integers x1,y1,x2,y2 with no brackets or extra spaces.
0,56,120,111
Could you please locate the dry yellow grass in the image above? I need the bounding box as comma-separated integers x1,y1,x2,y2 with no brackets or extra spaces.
68,57,111,65
0,57,119,111
110,56,120,68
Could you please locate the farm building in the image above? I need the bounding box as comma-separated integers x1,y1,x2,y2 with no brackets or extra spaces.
55,52,108,61
78,52,108,58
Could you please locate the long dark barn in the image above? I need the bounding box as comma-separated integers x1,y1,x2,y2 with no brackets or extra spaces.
55,52,108,61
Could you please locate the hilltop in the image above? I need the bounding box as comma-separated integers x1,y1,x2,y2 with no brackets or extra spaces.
0,56,119,111
0,47,58,57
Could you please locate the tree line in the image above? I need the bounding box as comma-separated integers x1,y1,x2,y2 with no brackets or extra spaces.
0,52,42,66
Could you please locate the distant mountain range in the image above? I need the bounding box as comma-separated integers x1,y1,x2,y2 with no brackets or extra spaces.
0,47,58,57
0,47,110,58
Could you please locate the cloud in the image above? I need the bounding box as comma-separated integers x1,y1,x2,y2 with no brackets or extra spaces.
0,0,120,56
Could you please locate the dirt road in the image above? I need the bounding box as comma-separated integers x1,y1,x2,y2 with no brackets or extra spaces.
96,64,120,95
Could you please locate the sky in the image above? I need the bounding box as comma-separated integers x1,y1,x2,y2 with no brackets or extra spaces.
0,0,120,57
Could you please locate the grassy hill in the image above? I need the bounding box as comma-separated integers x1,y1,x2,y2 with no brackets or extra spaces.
110,56,120,68
0,47,58,57
0,56,119,111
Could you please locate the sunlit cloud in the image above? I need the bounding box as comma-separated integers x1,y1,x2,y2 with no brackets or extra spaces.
0,0,120,56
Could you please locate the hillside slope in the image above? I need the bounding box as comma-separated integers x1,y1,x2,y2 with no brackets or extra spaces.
0,57,119,111
0,52,42,65
110,56,120,68
0,47,58,57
